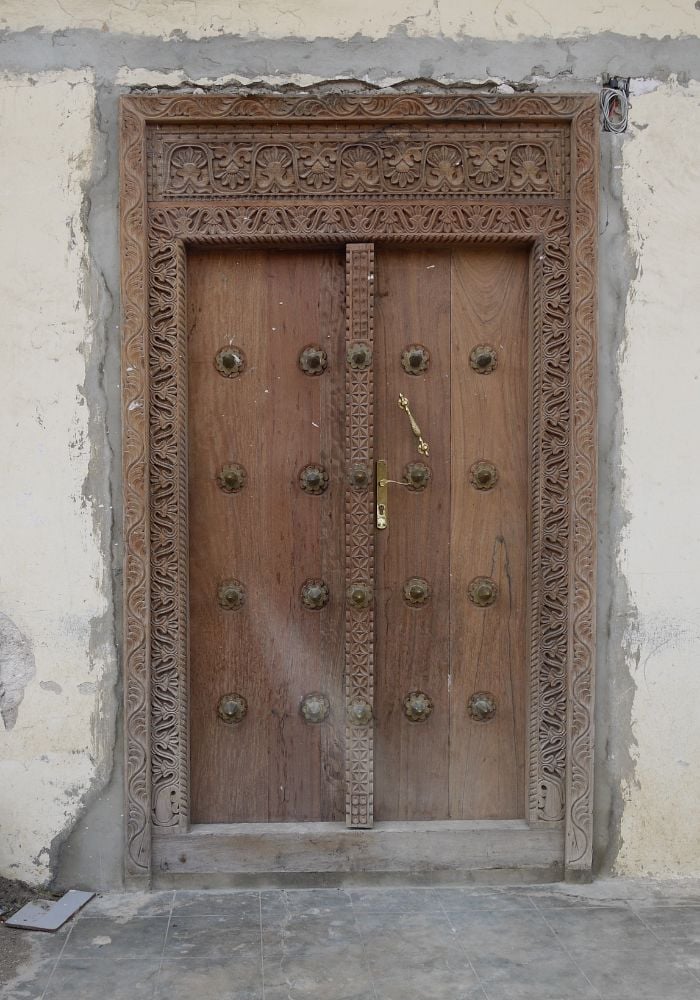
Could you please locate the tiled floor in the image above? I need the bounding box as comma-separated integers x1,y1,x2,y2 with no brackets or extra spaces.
2,880,700,999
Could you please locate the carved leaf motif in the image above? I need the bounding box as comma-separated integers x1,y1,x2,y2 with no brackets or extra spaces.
425,144,464,190
466,144,507,189
167,145,210,193
510,144,550,191
340,145,380,191
211,144,252,189
298,142,337,190
383,141,422,188
255,145,295,192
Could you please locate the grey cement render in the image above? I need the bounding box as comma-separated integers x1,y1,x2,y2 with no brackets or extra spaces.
0,22,667,889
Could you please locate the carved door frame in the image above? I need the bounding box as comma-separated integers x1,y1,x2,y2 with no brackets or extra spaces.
119,91,598,885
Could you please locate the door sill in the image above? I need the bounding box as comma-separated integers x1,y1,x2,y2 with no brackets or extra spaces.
152,820,564,888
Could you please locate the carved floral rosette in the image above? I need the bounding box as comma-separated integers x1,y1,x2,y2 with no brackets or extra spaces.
120,92,597,882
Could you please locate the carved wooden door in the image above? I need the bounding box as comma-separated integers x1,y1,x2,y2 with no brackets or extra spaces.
187,240,528,826
121,93,598,883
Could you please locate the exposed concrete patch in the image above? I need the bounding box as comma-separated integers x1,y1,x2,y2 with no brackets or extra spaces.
0,612,36,730
3,29,700,89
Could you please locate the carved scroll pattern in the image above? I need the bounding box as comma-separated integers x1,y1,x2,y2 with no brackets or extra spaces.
148,233,189,831
127,92,587,123
345,243,375,829
120,105,151,877
149,133,566,199
566,104,599,871
121,94,597,877
144,202,570,834
532,236,571,823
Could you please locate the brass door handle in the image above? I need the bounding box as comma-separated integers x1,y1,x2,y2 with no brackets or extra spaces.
398,394,429,456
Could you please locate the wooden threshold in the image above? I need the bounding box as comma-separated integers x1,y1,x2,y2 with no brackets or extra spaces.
152,821,564,887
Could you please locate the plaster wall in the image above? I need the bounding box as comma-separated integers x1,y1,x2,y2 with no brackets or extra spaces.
615,79,700,875
0,2,698,887
0,69,116,885
0,0,698,42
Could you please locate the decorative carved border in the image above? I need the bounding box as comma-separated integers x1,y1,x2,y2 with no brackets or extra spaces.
120,92,597,882
345,243,375,828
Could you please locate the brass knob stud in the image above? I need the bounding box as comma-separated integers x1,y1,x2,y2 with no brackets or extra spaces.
403,577,431,606
301,692,330,724
218,579,246,610
348,464,371,489
347,700,373,726
215,345,246,377
218,693,248,724
347,342,372,370
301,579,330,610
469,344,497,374
468,577,498,607
299,345,328,375
468,691,497,722
217,463,247,493
470,461,498,491
347,582,372,610
401,344,430,375
299,464,329,494
403,690,434,722
404,462,431,491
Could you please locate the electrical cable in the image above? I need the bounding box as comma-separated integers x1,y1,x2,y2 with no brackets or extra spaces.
600,86,629,133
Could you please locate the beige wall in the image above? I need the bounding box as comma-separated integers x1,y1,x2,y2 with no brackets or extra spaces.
0,69,115,885
616,78,700,875
1,0,697,40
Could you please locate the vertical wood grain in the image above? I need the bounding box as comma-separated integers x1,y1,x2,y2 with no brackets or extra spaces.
373,248,452,821
188,247,345,823
449,246,529,819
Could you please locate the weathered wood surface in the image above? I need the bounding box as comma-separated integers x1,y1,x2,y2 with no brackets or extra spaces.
188,247,346,822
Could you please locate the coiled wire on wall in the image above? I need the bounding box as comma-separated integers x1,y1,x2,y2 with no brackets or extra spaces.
600,87,629,133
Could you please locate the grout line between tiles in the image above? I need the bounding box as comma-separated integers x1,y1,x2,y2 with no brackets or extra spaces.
536,907,603,1000
38,917,75,1000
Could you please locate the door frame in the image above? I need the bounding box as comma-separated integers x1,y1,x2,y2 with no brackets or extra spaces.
119,91,598,885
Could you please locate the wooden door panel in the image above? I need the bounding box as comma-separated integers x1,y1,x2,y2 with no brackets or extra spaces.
448,246,529,819
374,249,452,820
188,247,346,823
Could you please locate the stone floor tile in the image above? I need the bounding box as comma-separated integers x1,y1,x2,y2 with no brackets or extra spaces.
0,924,65,1000
633,904,700,943
435,889,538,912
172,890,261,920
43,958,160,1000
81,892,174,919
260,889,353,922
61,915,169,959
471,946,599,999
164,913,261,959
541,904,657,951
447,906,555,954
263,938,373,1000
372,966,486,1000
348,887,440,911
572,944,700,998
155,956,263,998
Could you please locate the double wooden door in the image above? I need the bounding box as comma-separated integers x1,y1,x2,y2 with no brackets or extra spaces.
187,241,529,826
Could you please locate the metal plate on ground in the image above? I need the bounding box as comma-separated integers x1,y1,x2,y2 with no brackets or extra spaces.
5,890,95,932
